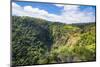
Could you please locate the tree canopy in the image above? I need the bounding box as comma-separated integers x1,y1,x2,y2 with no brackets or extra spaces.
12,16,96,66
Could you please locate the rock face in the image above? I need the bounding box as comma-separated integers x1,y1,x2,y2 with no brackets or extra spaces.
12,16,96,66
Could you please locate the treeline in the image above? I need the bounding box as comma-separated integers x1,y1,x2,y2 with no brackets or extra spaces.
12,16,96,66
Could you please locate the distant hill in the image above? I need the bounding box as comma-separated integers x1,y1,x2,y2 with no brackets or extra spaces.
12,16,96,66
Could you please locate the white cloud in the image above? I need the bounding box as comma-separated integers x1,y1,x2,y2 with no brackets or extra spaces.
12,2,21,8
12,2,95,24
55,4,65,7
63,5,79,11
12,2,62,22
57,4,95,23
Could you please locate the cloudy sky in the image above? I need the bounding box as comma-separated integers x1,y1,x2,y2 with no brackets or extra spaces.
12,1,96,24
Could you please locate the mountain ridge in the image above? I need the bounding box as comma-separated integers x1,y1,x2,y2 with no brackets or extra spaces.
12,16,96,66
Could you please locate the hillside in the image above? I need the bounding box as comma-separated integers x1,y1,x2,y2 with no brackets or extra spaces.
12,16,96,66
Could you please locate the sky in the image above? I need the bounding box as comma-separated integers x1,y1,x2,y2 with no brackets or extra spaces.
12,1,96,24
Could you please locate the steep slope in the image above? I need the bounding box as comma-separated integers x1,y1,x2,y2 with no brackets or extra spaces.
12,16,96,66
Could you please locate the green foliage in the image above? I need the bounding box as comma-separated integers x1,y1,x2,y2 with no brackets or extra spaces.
12,16,96,66
73,44,96,61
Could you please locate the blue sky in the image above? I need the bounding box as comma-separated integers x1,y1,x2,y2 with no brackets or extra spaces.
15,2,64,15
12,1,96,23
